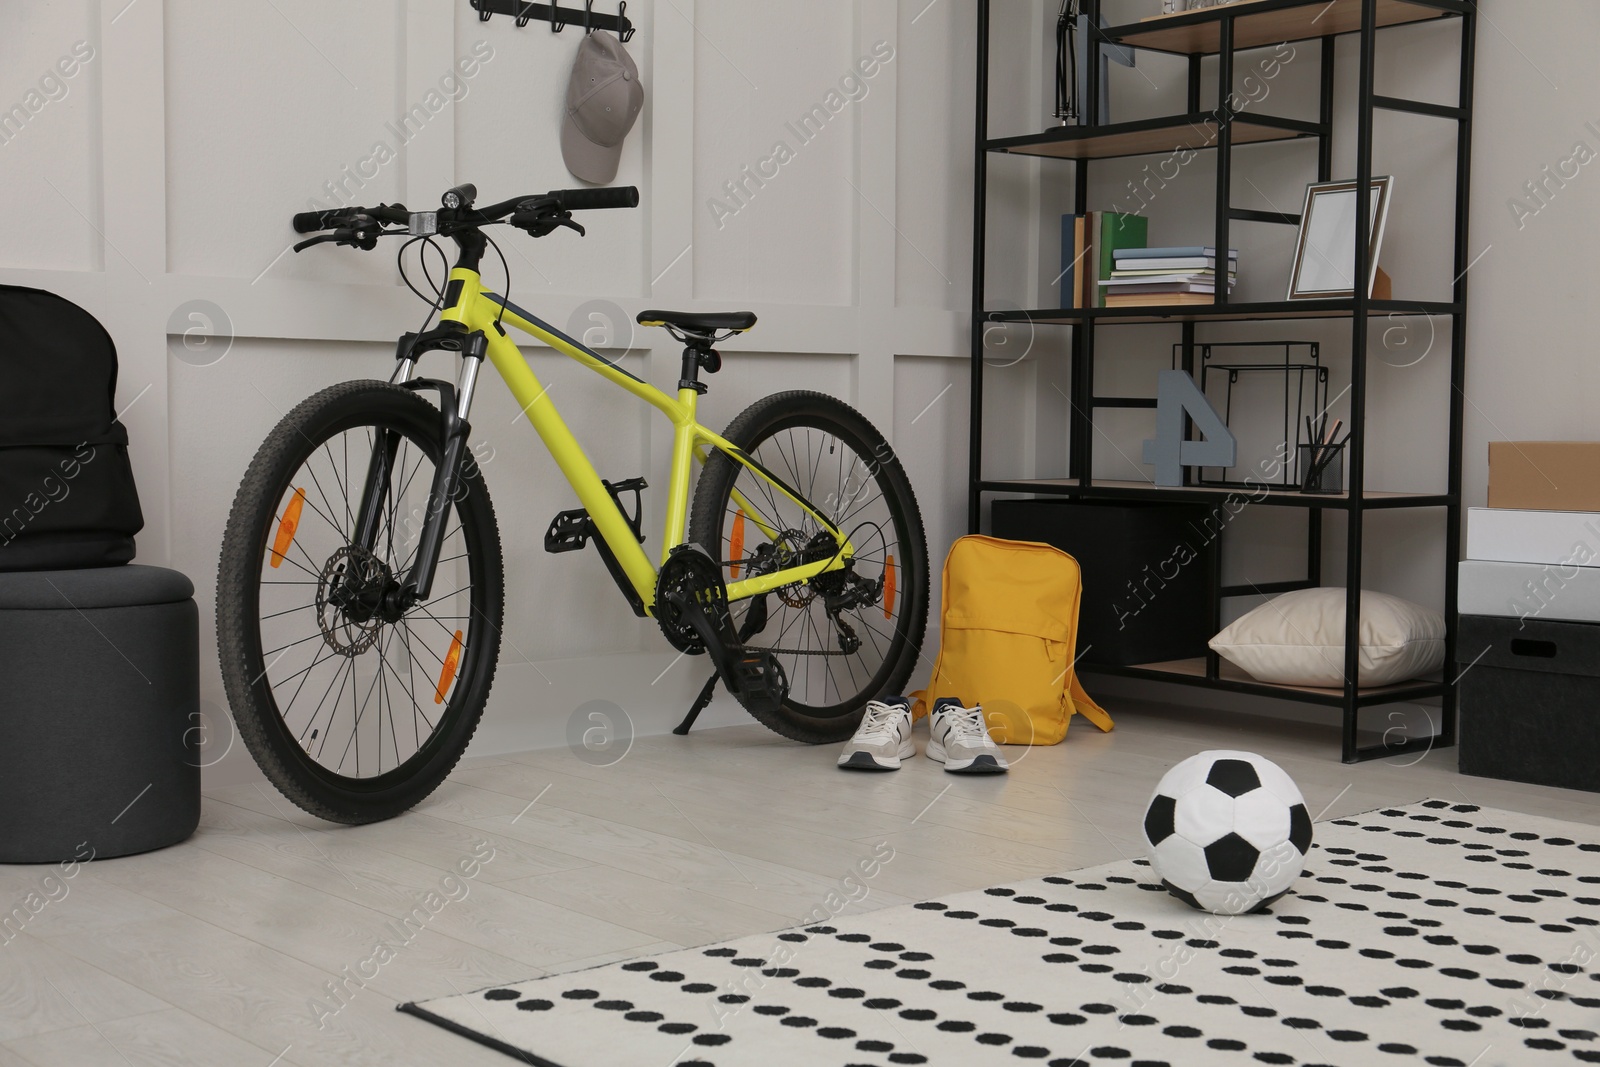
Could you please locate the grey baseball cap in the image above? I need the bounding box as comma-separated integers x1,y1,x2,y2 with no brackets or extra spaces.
561,31,644,184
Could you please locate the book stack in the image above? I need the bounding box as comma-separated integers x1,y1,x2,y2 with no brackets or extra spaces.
1101,246,1238,308
1061,211,1150,310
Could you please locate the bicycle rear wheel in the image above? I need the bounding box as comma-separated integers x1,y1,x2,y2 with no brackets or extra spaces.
217,381,503,824
689,390,929,743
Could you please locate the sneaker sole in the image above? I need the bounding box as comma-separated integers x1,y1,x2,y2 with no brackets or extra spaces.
838,741,916,771
925,741,1008,774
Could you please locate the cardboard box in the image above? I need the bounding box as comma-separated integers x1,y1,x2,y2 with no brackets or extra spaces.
1488,442,1600,511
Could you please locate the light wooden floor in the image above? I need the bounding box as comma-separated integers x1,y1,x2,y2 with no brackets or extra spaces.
2,698,1596,1066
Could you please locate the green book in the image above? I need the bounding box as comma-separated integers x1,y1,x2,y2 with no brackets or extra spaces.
1093,211,1148,308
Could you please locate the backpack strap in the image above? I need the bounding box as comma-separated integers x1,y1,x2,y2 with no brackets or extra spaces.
1068,673,1114,732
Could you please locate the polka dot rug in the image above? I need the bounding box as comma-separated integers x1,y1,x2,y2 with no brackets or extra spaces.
400,799,1600,1066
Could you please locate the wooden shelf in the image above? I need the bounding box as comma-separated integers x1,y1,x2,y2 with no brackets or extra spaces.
988,113,1316,161
981,478,1451,510
987,299,1460,325
1105,0,1465,56
1084,656,1447,708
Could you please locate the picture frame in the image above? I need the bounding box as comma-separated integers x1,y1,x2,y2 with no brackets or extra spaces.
1286,176,1395,300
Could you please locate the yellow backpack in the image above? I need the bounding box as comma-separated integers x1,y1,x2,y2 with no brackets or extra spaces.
912,535,1113,745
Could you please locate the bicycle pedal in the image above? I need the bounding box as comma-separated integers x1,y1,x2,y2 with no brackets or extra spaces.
544,509,592,553
726,648,788,718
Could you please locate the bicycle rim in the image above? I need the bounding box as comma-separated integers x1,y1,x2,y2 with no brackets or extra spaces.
245,417,489,789
713,418,916,717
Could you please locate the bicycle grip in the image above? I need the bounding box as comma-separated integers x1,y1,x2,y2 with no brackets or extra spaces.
552,186,640,211
293,209,348,233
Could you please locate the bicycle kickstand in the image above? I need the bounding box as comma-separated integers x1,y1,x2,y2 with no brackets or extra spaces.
673,673,720,736
672,593,773,736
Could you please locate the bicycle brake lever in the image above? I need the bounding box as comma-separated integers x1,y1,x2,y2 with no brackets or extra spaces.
509,210,585,239
294,220,385,253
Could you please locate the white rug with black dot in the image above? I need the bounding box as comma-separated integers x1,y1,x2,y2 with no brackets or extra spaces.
401,800,1600,1067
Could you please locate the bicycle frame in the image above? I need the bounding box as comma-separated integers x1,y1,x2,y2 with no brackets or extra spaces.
394,264,855,616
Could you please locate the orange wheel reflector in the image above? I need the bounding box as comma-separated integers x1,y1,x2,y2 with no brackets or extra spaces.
729,510,747,579
269,488,306,569
883,555,897,619
435,630,464,705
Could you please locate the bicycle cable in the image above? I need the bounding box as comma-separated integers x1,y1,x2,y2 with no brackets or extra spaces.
397,235,452,335
482,228,512,331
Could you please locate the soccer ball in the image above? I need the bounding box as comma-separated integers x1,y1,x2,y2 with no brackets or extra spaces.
1142,750,1313,915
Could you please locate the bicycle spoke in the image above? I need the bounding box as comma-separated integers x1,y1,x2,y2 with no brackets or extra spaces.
238,406,492,790
306,656,354,750
261,602,316,623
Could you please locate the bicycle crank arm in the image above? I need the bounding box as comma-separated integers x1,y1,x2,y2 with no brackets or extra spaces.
657,545,788,719
664,588,788,719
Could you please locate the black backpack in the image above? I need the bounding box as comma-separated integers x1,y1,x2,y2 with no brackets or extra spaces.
0,285,144,571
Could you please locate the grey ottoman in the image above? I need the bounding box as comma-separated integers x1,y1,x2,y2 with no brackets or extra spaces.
0,565,200,863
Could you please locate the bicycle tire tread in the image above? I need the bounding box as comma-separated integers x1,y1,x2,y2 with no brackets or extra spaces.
217,380,503,824
689,390,929,744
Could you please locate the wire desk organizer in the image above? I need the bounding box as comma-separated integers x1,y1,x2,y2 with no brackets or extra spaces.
471,0,635,40
1168,340,1328,490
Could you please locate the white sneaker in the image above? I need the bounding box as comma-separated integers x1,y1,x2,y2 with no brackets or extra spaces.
837,697,915,771
926,697,1008,774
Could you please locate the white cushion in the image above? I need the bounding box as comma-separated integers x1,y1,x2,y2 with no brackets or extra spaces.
1208,587,1445,688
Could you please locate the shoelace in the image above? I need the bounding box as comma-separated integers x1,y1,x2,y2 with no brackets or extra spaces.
938,704,993,745
854,700,905,743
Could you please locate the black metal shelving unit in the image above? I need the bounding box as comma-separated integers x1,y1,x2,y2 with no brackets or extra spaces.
967,0,1476,763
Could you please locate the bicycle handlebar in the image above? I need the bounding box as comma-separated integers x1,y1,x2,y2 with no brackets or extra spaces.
292,204,411,233
549,186,640,211
290,186,638,236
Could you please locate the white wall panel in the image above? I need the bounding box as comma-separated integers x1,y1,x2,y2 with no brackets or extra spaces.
691,0,856,306
0,3,101,272
164,0,405,284
892,0,972,311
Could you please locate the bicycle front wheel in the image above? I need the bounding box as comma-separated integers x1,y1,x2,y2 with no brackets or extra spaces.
217,381,504,824
689,390,929,743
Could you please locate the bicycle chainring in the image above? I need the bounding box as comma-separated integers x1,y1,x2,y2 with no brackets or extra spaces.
654,545,731,655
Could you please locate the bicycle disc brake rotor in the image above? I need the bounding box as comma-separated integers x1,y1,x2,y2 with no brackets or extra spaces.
315,545,392,656
767,529,818,609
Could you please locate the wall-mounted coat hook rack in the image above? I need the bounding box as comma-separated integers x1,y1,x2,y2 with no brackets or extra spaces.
470,0,635,41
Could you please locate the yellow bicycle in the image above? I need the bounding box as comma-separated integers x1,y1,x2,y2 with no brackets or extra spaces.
216,183,927,823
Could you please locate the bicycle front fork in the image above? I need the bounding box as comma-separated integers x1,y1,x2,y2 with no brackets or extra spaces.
351,326,486,606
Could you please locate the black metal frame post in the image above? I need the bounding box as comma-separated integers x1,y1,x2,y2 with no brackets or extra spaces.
968,0,990,534
1341,0,1379,762
1068,153,1090,485
1440,9,1477,750
1076,0,1104,490
1213,15,1234,308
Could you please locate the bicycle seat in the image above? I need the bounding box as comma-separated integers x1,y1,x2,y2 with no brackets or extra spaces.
637,310,757,334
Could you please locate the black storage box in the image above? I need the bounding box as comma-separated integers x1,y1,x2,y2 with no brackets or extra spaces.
1458,613,1600,794
991,499,1217,666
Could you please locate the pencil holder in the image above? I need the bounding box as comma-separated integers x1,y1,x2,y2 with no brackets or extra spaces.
1298,442,1345,494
